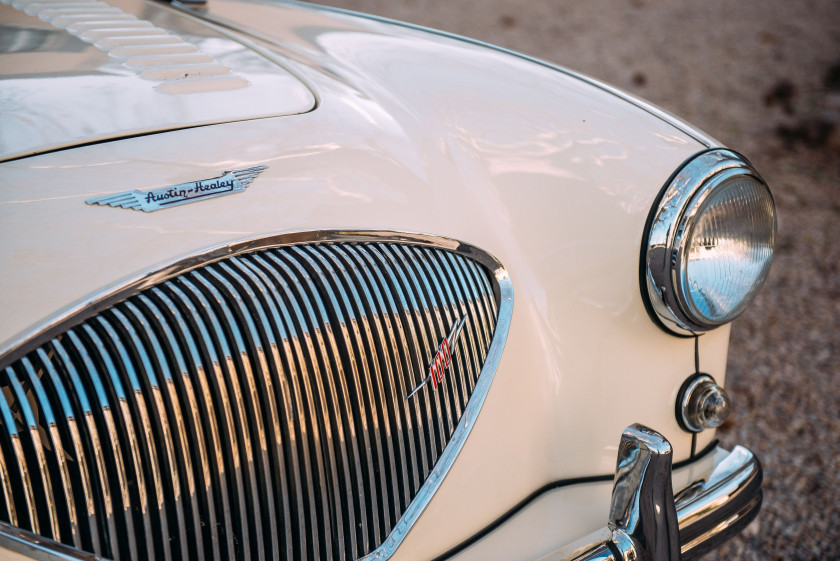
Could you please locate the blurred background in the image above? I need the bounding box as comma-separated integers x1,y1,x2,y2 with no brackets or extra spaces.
304,2,840,558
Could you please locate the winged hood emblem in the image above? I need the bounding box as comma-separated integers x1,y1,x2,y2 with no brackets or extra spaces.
86,165,268,212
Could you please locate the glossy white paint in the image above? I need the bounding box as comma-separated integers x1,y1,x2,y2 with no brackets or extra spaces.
0,0,315,161
0,1,734,559
450,449,721,561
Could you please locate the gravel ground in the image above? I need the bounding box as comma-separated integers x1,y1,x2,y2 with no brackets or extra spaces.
306,2,840,558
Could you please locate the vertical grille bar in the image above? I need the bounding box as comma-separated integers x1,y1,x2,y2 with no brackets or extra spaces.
49,337,116,558
338,244,411,531
364,245,432,490
149,286,229,561
38,334,103,555
118,300,198,561
0,239,505,561
232,256,311,561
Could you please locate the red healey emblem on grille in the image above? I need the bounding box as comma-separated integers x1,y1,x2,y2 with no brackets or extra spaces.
405,314,468,399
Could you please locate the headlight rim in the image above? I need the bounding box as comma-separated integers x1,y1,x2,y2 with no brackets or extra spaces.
640,148,776,336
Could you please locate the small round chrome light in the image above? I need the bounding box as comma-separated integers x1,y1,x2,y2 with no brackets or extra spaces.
677,374,731,433
643,149,776,335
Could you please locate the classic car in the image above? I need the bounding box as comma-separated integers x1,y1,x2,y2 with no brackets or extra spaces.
0,0,776,560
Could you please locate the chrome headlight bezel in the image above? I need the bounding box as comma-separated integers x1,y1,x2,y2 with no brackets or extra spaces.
642,149,776,336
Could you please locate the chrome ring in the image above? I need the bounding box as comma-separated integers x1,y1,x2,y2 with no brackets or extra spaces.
642,149,770,335
677,374,715,433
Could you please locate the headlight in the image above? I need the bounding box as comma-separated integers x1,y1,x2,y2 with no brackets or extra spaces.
642,149,776,335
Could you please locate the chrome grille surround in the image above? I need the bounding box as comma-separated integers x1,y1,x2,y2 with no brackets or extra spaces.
0,231,512,561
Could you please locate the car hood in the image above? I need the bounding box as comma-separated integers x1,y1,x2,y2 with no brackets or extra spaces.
0,3,728,557
0,0,315,162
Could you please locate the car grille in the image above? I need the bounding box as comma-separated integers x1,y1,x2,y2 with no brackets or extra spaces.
0,239,503,561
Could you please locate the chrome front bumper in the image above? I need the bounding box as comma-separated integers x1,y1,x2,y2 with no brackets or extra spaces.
562,424,762,561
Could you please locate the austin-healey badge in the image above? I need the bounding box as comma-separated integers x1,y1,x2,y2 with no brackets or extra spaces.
86,165,268,212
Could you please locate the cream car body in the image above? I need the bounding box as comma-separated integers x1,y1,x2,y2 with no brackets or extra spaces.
0,1,766,560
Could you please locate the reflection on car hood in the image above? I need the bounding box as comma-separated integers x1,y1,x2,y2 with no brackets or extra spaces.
0,0,316,162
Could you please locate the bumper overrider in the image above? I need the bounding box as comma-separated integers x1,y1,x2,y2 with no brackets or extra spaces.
561,424,762,561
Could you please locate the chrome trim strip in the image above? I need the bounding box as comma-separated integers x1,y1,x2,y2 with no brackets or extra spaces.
0,522,102,561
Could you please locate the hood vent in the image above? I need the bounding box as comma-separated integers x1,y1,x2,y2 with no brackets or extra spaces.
17,0,250,94
0,0,315,161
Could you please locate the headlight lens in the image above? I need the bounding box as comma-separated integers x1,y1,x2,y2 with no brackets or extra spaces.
643,150,777,335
